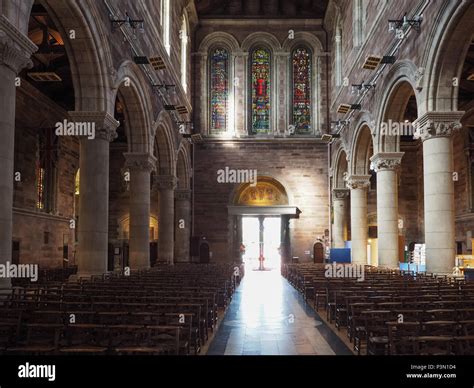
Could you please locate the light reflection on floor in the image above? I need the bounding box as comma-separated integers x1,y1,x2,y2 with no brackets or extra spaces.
207,266,344,355
239,265,285,328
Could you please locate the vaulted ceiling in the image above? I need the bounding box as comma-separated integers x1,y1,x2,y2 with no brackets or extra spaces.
195,0,329,18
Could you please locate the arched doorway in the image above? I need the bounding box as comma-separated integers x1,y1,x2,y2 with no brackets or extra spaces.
313,242,324,263
229,176,300,270
199,241,210,264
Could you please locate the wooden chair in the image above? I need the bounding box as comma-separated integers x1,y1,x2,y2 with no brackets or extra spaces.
454,335,474,355
364,310,394,355
387,322,421,355
413,336,454,355
422,321,459,336
7,323,62,355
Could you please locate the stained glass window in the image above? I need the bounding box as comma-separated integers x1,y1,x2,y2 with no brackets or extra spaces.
75,169,80,195
36,166,45,210
292,47,312,134
36,129,58,212
250,48,271,134
209,47,229,133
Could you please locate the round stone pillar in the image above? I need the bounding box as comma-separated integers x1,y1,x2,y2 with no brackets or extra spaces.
174,189,191,263
414,111,465,274
0,17,36,288
155,176,177,265
346,175,371,265
69,112,119,277
371,152,404,268
332,188,349,248
124,153,156,270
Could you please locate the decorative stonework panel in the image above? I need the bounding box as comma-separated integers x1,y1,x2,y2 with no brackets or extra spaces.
236,180,288,206
413,111,465,141
370,152,404,172
345,175,371,190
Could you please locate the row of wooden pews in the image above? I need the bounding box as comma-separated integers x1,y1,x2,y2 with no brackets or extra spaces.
0,263,243,356
283,263,474,355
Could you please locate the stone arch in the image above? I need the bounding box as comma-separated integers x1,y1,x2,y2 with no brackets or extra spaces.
232,176,289,206
423,1,474,113
198,31,240,54
374,60,419,153
333,147,349,189
40,0,113,112
227,173,295,207
281,31,323,53
154,111,176,176
349,113,375,175
176,143,191,189
241,32,281,52
113,61,154,153
1,0,33,35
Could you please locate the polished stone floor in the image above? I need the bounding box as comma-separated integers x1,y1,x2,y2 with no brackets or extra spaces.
207,267,351,355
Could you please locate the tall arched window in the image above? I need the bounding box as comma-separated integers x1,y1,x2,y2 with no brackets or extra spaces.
180,13,189,93
353,0,365,47
36,128,57,212
162,0,170,55
74,169,80,242
250,47,271,135
291,46,312,134
335,16,343,87
209,47,230,134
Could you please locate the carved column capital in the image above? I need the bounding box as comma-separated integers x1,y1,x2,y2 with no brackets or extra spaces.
332,188,350,200
345,174,371,190
68,111,119,142
154,175,178,191
124,153,157,172
413,111,465,141
370,152,404,172
0,15,37,74
175,189,192,201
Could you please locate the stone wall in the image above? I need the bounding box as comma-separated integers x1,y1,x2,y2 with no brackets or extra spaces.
194,140,329,262
13,83,78,268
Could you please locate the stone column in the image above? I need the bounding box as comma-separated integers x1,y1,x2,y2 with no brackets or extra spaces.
124,153,156,270
276,51,289,135
332,188,349,248
280,216,291,263
156,175,177,264
346,175,371,265
371,152,404,268
0,17,36,288
258,216,264,270
69,112,119,277
174,189,191,263
414,111,465,273
234,51,247,136
235,215,243,262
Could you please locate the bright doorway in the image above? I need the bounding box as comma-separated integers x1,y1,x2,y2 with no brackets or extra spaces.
242,216,281,271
